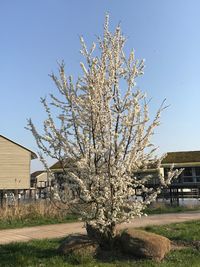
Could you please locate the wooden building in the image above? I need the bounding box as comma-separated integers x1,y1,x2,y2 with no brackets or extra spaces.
162,151,200,185
49,152,200,185
49,151,200,204
31,171,49,188
0,135,37,190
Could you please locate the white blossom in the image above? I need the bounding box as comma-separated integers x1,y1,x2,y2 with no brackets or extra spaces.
27,15,180,242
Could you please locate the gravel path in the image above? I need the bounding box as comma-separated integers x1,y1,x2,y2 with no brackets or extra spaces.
0,211,200,244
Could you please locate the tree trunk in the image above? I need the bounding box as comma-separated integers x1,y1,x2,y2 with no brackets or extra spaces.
86,222,116,250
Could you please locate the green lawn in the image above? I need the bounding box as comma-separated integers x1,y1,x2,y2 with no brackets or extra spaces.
0,199,199,231
0,214,78,230
1,220,200,267
144,203,200,215
0,204,199,230
144,220,200,242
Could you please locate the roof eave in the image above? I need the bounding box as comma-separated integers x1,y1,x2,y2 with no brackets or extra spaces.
161,162,200,168
0,134,38,160
31,152,38,160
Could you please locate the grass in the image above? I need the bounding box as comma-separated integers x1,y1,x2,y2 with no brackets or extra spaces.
0,201,78,230
144,202,200,215
144,220,200,242
1,220,200,266
0,213,78,230
0,201,199,230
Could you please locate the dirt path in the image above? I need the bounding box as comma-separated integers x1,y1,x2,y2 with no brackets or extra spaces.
0,211,200,245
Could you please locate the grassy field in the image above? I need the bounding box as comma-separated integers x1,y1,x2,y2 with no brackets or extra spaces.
0,213,78,230
0,201,199,233
0,201,78,230
144,220,200,241
144,202,200,215
1,220,200,266
0,201,199,230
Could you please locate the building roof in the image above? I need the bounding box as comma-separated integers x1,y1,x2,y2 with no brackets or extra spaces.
50,158,77,170
50,161,62,170
31,170,45,177
162,151,200,165
0,134,37,160
50,151,200,170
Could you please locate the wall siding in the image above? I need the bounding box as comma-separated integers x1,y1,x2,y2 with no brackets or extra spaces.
0,136,31,189
37,172,48,183
36,172,48,187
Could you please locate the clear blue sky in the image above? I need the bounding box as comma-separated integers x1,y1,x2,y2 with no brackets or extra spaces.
0,1,200,171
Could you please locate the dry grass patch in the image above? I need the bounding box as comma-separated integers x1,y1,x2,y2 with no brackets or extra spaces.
0,200,77,229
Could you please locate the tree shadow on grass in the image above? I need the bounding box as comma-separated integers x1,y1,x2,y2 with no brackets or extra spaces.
95,247,145,264
0,239,66,267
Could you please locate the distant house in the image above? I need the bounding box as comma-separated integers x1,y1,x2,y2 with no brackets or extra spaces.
48,151,200,203
49,159,77,187
31,170,49,188
162,151,200,186
49,151,200,188
0,135,37,190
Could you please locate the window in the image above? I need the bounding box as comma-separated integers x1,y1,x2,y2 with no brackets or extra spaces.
195,167,200,176
183,167,192,177
183,177,193,183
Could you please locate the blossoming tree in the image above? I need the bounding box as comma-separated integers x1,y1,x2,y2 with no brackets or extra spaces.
27,16,181,248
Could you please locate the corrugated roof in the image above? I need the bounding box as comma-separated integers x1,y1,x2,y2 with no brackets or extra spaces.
0,134,37,159
162,151,200,164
